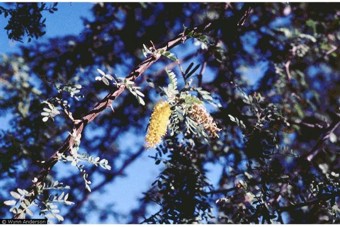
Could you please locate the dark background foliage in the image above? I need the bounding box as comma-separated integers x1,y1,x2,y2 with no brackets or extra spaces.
0,3,57,42
0,2,339,224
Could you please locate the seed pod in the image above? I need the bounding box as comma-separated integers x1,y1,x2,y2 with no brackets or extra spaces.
145,101,171,148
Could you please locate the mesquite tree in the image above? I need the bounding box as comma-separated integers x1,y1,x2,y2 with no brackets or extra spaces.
1,3,339,224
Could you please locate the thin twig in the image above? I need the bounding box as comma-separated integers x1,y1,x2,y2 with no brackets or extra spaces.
284,60,292,80
302,120,340,162
277,192,339,212
325,45,337,56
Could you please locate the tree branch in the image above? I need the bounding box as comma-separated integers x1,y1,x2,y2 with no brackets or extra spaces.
284,60,292,80
13,3,255,218
277,192,339,212
302,120,340,162
13,19,215,219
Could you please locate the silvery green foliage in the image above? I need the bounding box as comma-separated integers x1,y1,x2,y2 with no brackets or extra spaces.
228,114,246,129
56,83,83,100
275,28,316,57
142,44,154,58
142,43,179,62
40,191,74,222
4,188,32,219
191,87,221,108
36,71,112,220
159,49,178,62
41,81,83,123
96,68,114,86
4,181,73,222
237,86,289,132
96,68,145,106
41,101,60,122
184,25,210,47
58,151,111,192
123,79,145,106
160,68,179,101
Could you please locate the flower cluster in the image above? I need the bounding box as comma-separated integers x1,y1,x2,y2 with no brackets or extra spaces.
145,101,171,148
188,103,220,138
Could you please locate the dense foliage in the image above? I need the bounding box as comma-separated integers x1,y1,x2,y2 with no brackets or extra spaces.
0,2,57,42
0,3,339,224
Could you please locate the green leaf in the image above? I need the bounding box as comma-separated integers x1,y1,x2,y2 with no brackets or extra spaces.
10,207,18,214
85,184,91,192
299,33,316,43
161,50,178,62
4,200,16,206
23,199,30,206
41,112,49,116
137,96,145,106
45,213,55,219
43,107,51,113
10,191,21,199
17,212,26,219
165,68,178,91
134,89,145,97
26,208,33,217
55,214,64,222
329,132,337,143
58,192,65,201
64,201,75,206
104,74,113,81
97,68,106,76
21,202,27,209
102,77,110,86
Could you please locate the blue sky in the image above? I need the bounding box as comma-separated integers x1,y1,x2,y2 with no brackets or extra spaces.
0,3,94,54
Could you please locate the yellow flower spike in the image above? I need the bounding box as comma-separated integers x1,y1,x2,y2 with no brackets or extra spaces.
145,101,172,148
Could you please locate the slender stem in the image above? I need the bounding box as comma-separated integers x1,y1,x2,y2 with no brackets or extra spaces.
277,192,338,212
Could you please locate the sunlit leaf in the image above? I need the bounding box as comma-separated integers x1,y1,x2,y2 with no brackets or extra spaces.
10,191,21,199
4,200,16,206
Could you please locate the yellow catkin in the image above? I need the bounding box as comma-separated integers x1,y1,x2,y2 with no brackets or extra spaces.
188,103,221,138
145,101,171,148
